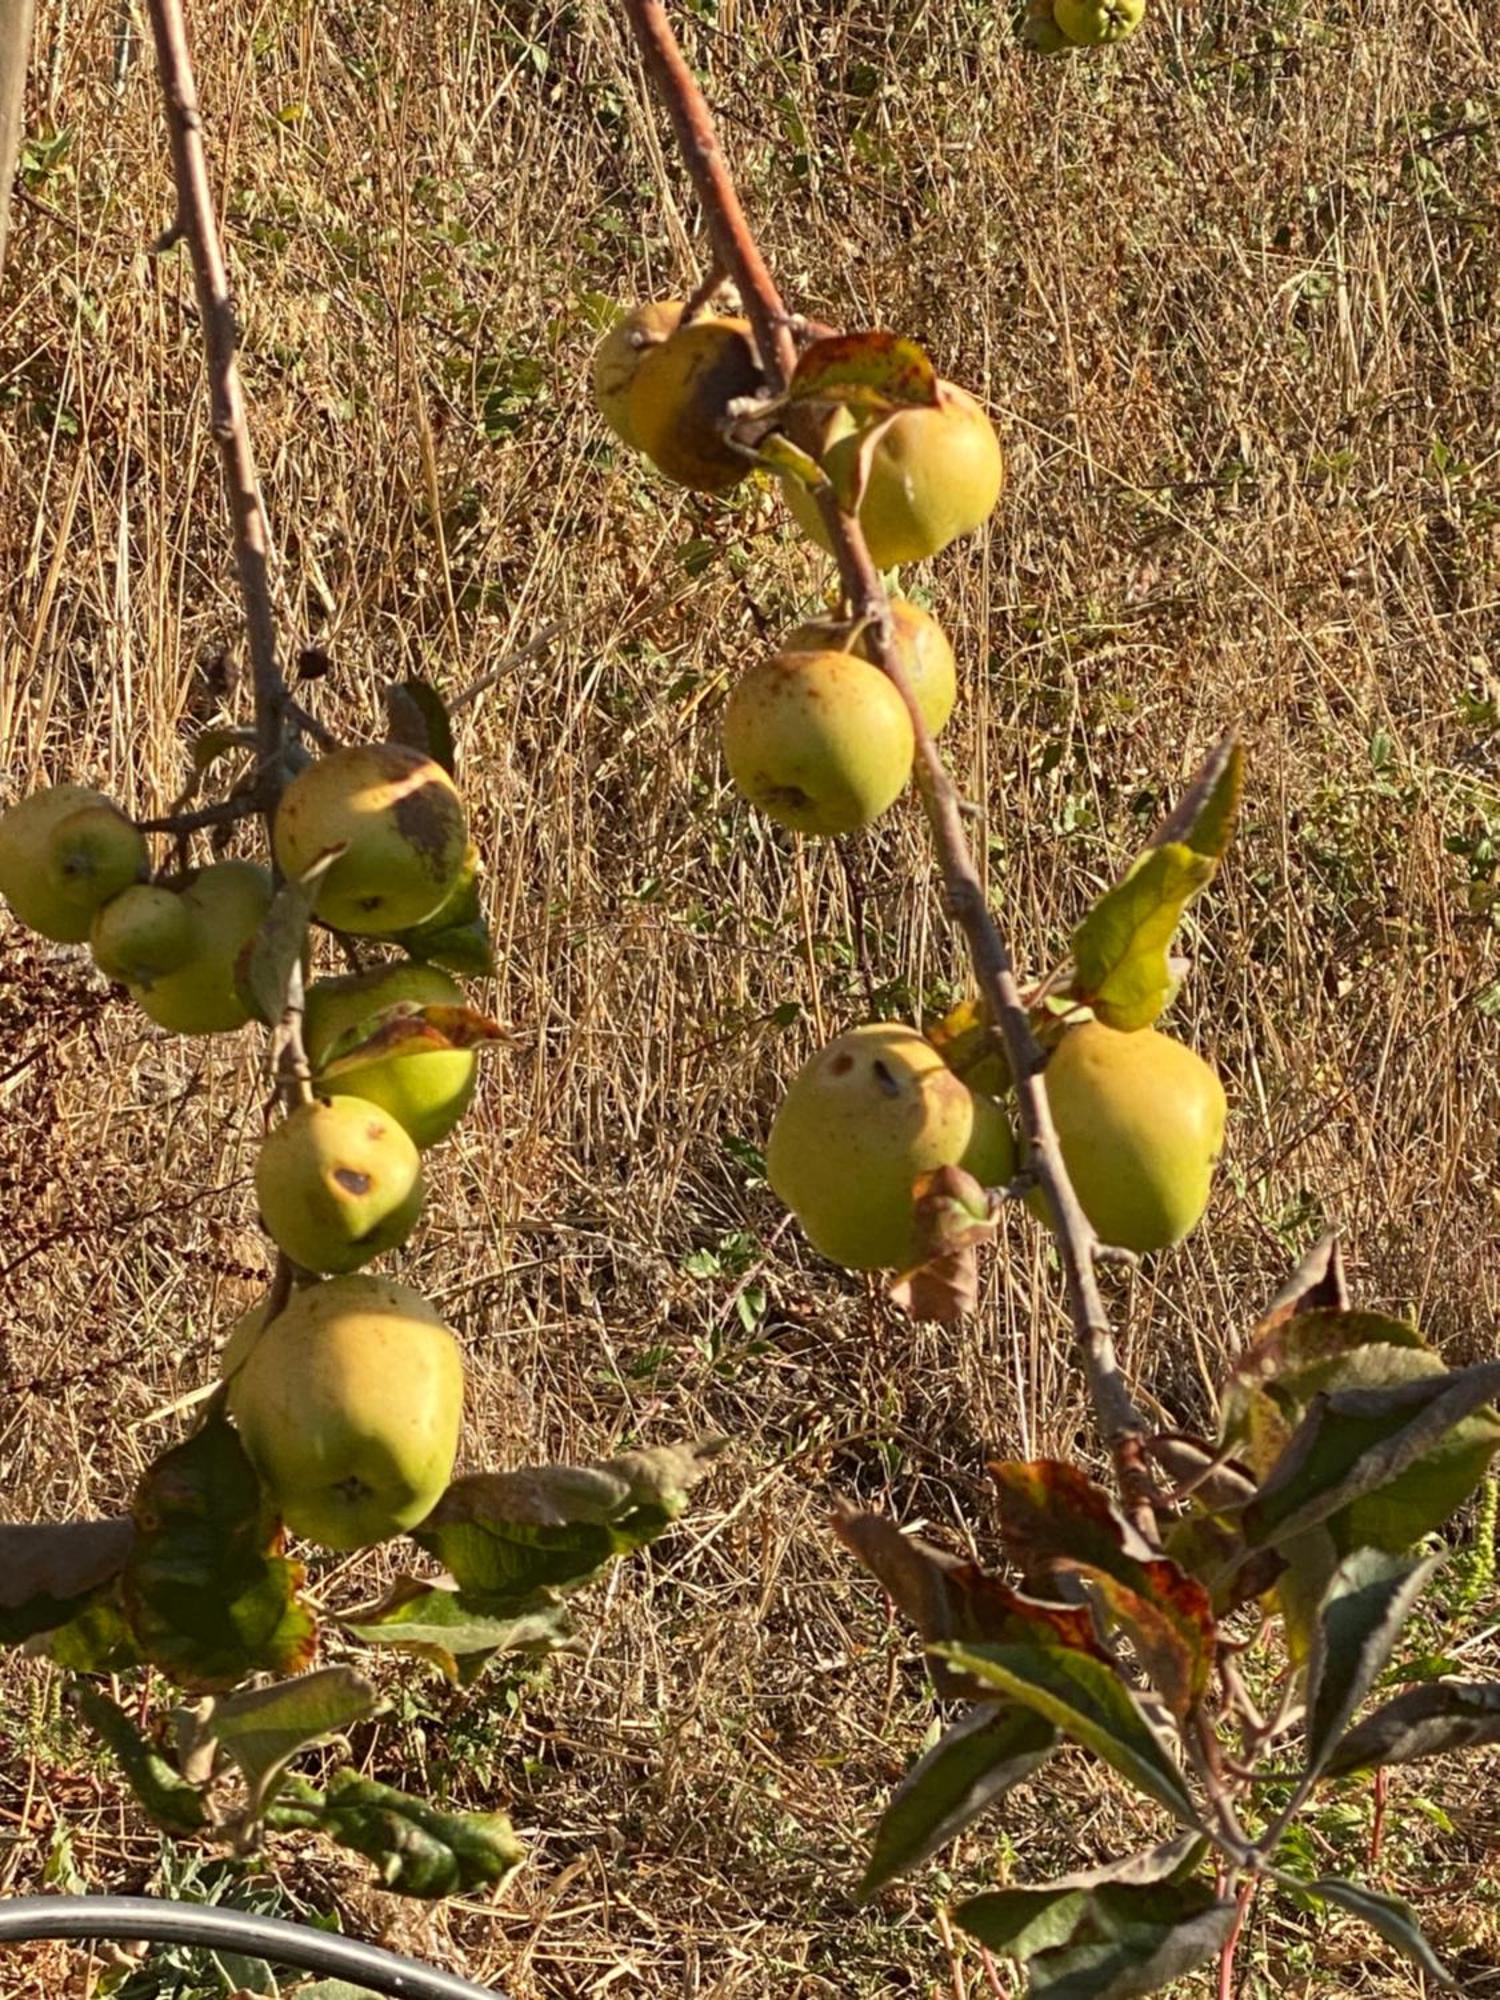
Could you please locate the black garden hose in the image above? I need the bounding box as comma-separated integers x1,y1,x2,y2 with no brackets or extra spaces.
0,1895,506,1999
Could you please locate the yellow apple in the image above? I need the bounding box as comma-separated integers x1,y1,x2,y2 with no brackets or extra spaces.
1036,1022,1226,1252
1054,0,1146,41
305,962,477,1150
0,786,147,942
226,1274,463,1550
783,382,1004,568
626,315,763,492
723,650,915,836
782,598,957,738
255,1096,425,1274
90,884,196,985
768,1022,1016,1269
129,860,274,1035
273,743,467,936
592,299,685,448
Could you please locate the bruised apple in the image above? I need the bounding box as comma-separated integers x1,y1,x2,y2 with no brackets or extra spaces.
626,315,763,492
723,650,914,836
782,598,957,738
226,1274,463,1550
305,961,478,1150
768,1022,1016,1269
255,1096,424,1273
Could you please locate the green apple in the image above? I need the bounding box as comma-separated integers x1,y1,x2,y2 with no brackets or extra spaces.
255,1095,425,1273
626,315,763,492
1054,0,1145,41
783,597,958,737
723,650,915,836
129,860,273,1035
305,962,477,1150
592,299,685,448
90,884,195,985
1036,1021,1226,1252
226,1273,464,1550
783,382,1004,568
273,743,468,936
768,1021,1016,1269
0,786,147,942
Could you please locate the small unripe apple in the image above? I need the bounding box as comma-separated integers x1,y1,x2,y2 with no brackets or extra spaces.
273,743,467,936
1054,0,1145,41
226,1273,463,1550
783,383,1004,568
723,650,915,836
627,315,763,492
90,884,196,985
1035,1021,1226,1252
783,598,957,738
305,961,477,1150
0,786,147,942
255,1096,425,1274
768,1022,1016,1269
130,860,274,1035
592,299,685,448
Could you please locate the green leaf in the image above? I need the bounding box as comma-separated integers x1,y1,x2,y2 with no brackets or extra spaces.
1064,1561,1216,1724
1069,843,1214,1031
859,1704,1057,1897
1145,735,1242,863
750,432,829,488
384,680,456,777
1325,1678,1500,1777
0,1518,134,1645
1298,1876,1457,1988
934,1643,1200,1826
122,1410,317,1690
1222,1310,1428,1446
293,1985,374,2000
69,1683,207,1833
270,1770,524,1899
340,1575,575,1685
1026,1883,1237,1999
393,842,495,976
190,724,255,774
954,1886,1090,1960
210,1665,377,1815
1304,1550,1440,1783
787,330,941,413
235,852,335,1027
42,1593,141,1673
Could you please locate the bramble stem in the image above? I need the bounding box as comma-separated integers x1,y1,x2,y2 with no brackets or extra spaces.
619,0,1156,1538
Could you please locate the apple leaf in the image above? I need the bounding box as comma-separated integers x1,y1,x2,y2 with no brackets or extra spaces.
988,1460,1156,1582
1145,735,1243,864
0,1517,134,1645
954,1886,1092,1962
41,1593,142,1673
266,1770,523,1899
210,1666,377,1816
1257,1232,1350,1324
888,1165,1000,1324
1221,1309,1428,1446
235,851,337,1029
384,680,456,777
393,842,495,977
1022,1882,1237,1999
319,1001,509,1076
69,1683,207,1833
1324,1678,1500,1777
787,330,941,414
934,1642,1201,1826
122,1411,317,1691
860,1703,1058,1897
1069,842,1215,1032
1143,1434,1257,1513
340,1574,576,1685
751,431,830,489
1303,1550,1441,1783
190,724,255,775
1292,1876,1457,1989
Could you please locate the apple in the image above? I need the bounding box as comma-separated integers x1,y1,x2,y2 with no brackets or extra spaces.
1036,1021,1226,1252
626,314,763,492
783,382,1004,568
225,1273,463,1550
782,597,957,738
255,1095,425,1273
767,1021,1016,1269
219,1299,272,1380
1022,0,1076,50
1054,0,1145,41
723,650,915,836
305,961,477,1150
0,786,147,942
129,860,274,1035
592,299,684,448
273,742,467,936
90,884,195,985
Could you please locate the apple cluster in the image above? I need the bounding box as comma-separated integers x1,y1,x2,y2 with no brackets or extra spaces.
0,739,482,1550
591,297,1226,1281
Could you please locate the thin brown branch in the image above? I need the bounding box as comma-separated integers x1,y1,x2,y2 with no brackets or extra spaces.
0,0,36,290
135,793,262,836
619,0,1156,1538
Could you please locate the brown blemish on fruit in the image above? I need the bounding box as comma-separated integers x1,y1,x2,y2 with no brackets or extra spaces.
829,1053,855,1076
871,1059,902,1098
334,1168,373,1196
390,766,464,875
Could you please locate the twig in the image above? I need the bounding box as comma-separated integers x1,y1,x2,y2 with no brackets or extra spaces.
135,793,262,835
618,0,1157,1540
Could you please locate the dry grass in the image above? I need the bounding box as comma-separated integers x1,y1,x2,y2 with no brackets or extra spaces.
0,0,1497,1991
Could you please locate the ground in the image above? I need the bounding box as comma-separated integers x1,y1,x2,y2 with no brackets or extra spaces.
0,0,1496,1993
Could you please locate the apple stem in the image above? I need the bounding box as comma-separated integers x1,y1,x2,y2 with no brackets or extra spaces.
619,0,1158,1540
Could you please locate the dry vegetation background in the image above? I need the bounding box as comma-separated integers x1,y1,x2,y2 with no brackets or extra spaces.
1,0,1497,1992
